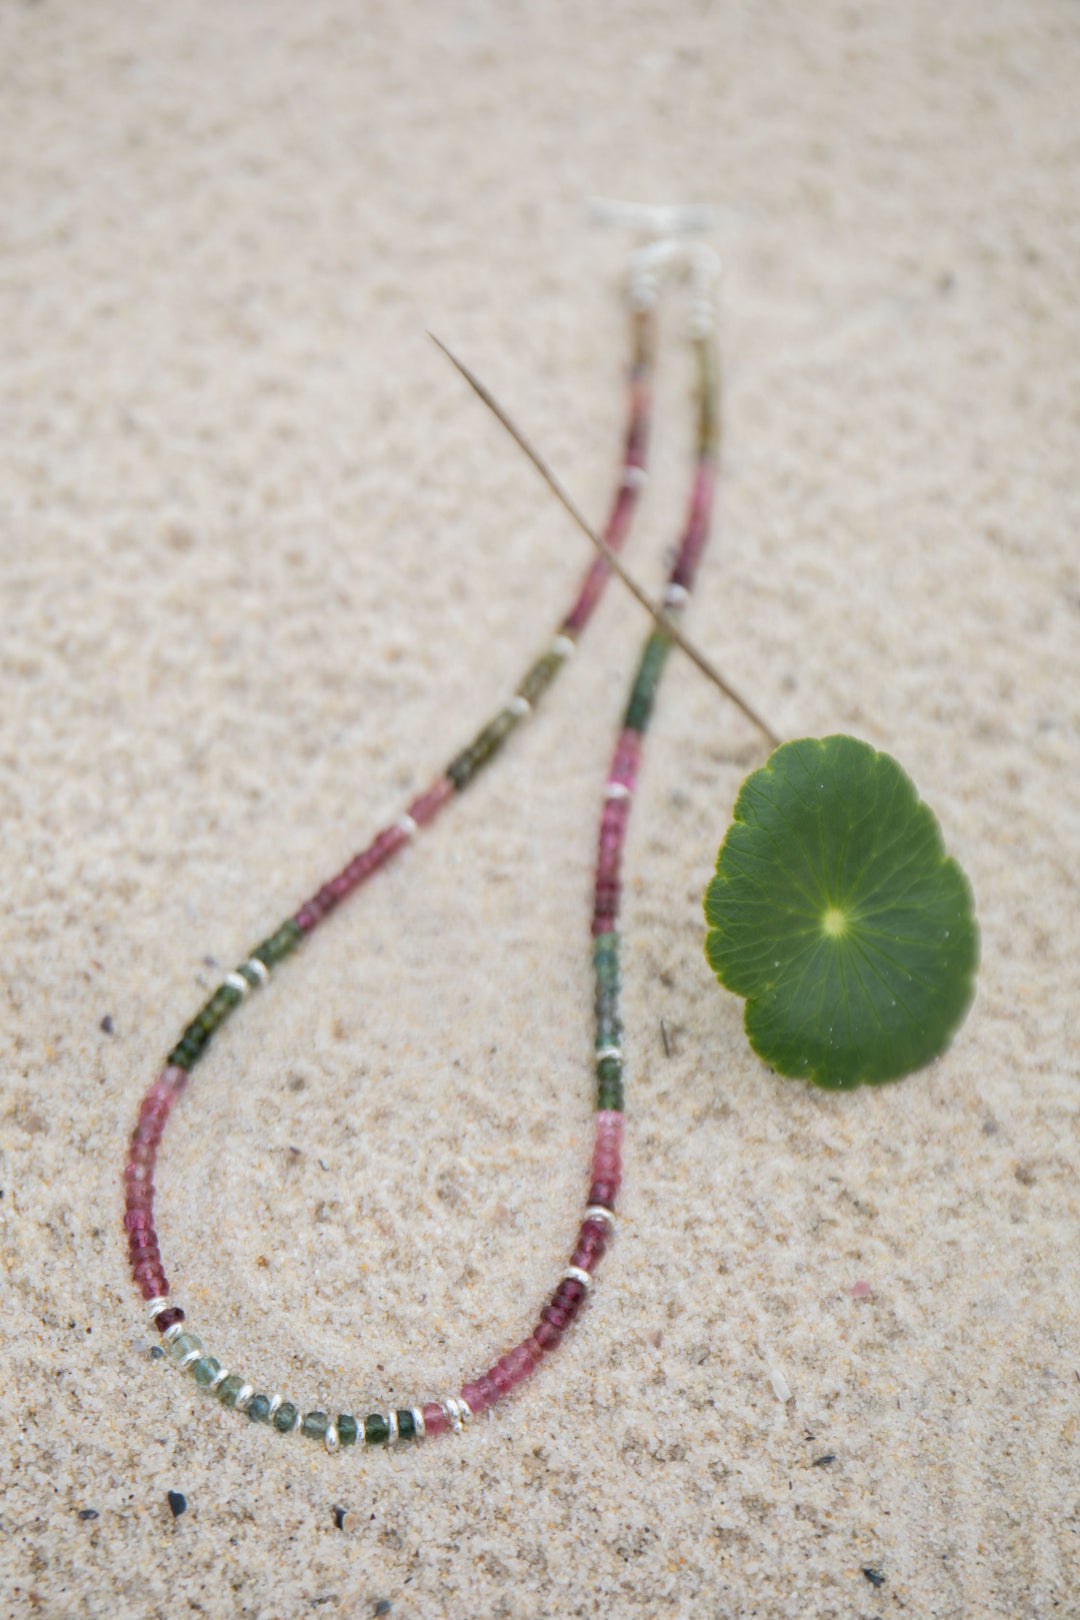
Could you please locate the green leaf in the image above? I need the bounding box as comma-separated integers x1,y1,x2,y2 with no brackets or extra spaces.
703,735,979,1089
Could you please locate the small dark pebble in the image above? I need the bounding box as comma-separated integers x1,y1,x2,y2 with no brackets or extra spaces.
374,1603,392,1617
862,1566,885,1588
78,1509,99,1521
100,1015,115,1035
332,1505,346,1530
167,1491,187,1519
812,1453,836,1468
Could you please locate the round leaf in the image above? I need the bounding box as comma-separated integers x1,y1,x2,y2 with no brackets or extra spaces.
703,735,979,1089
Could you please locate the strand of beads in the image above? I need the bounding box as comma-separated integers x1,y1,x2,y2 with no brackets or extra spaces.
123,297,659,1427
447,279,721,1427
141,300,654,1093
126,266,721,1450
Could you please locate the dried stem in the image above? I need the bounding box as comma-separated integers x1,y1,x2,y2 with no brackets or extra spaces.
429,332,780,750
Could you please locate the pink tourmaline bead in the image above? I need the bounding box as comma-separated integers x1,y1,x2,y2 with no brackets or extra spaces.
589,1180,617,1207
594,1153,621,1175
670,462,715,592
535,1320,562,1351
460,1381,489,1414
500,1343,539,1384
489,1364,513,1398
570,1245,601,1273
407,775,455,827
128,1243,159,1267
541,1304,572,1332
137,1273,168,1300
477,1372,500,1408
422,1403,447,1437
124,1210,153,1233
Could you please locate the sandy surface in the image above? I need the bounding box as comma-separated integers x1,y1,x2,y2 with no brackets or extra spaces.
3,3,1080,1616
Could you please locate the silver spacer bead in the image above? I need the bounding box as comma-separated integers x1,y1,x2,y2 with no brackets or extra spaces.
443,1398,465,1433
622,464,648,490
146,1296,171,1320
234,1384,255,1413
585,1205,616,1228
663,582,690,609
208,1366,231,1393
563,1265,593,1290
244,957,270,987
387,1410,399,1444
411,1406,426,1440
224,971,250,998
595,1045,622,1063
178,1348,203,1373
508,694,531,718
293,1408,304,1433
267,1394,282,1422
396,813,418,838
325,1423,340,1454
604,781,631,800
162,1321,187,1346
550,634,575,661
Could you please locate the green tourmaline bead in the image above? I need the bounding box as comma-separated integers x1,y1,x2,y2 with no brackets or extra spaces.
273,1401,298,1433
446,708,521,789
517,649,562,706
596,1057,622,1085
168,1033,205,1069
337,1414,358,1447
166,1332,203,1363
624,631,671,733
301,1411,329,1442
247,1394,271,1424
216,1374,245,1409
593,936,620,984
191,1356,221,1387
252,920,302,966
598,1079,624,1111
396,1409,416,1441
364,1413,389,1446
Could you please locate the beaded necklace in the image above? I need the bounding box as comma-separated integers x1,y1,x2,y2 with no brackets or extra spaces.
123,258,718,1453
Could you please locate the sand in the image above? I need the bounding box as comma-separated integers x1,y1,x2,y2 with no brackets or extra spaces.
3,3,1080,1615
